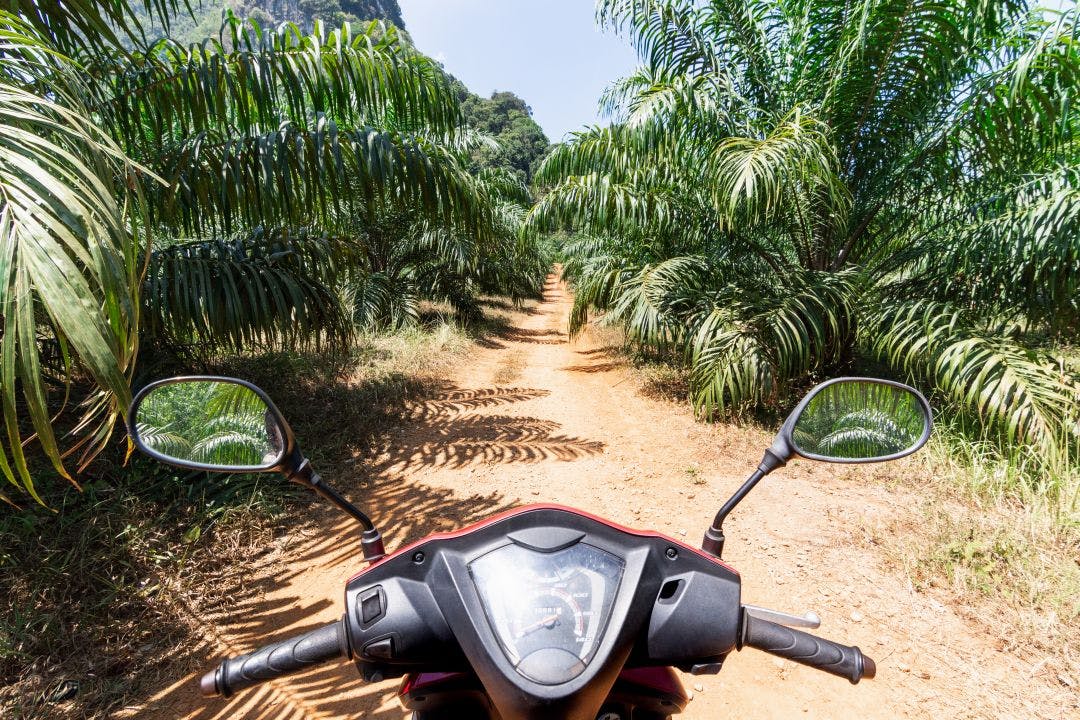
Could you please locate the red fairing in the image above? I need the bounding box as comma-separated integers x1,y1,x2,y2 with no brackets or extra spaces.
616,666,686,697
399,672,464,695
348,504,738,584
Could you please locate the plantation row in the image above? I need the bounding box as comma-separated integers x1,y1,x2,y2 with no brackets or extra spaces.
2,0,1078,519
1,1,550,502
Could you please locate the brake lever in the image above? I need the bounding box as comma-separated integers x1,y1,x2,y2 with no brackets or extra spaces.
743,604,821,629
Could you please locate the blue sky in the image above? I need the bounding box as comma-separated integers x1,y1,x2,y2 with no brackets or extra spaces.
397,1,640,142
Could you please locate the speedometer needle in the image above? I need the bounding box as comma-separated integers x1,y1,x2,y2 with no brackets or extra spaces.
516,614,560,638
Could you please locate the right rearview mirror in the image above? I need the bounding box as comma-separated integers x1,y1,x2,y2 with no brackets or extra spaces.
784,378,932,463
702,376,933,559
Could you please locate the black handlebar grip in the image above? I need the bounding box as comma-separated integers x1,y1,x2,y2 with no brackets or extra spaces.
740,614,876,684
200,618,349,698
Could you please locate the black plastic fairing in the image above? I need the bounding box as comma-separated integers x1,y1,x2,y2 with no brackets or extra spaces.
342,507,741,720
645,569,740,667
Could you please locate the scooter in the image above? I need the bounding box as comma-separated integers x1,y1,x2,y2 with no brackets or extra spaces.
129,376,932,720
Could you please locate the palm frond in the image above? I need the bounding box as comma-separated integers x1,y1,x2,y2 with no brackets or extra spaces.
0,58,145,497
689,270,856,413
344,271,419,331
3,0,192,54
708,106,850,237
869,300,1080,450
98,15,461,153
132,421,193,459
143,228,351,352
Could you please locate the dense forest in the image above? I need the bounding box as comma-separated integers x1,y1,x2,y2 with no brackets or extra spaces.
453,82,552,183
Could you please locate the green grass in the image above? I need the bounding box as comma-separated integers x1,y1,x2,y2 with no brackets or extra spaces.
866,416,1080,687
926,413,1080,530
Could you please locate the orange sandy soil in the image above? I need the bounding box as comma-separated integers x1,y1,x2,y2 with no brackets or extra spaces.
119,274,1076,720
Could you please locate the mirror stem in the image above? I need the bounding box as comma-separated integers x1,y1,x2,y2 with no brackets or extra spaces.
287,459,386,563
701,449,786,559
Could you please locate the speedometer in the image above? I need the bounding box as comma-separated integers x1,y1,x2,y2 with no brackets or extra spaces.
469,543,624,685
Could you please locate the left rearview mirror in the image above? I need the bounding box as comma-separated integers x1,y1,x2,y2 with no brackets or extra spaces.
129,377,294,472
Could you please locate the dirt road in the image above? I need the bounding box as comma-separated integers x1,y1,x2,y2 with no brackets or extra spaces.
131,274,1074,719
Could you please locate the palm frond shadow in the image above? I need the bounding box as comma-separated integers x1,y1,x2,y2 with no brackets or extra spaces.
560,361,627,374
374,385,605,472
135,380,605,719
137,474,515,720
487,327,567,346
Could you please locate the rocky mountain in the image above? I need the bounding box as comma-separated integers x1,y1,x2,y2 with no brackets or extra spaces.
130,0,403,46
230,0,403,31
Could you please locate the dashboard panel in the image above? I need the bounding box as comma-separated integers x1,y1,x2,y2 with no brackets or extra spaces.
342,505,741,720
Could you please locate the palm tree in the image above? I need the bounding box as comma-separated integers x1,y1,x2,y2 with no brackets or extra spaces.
341,168,546,331
529,0,1079,456
0,1,545,500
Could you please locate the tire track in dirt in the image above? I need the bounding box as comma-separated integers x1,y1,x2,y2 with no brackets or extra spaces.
128,273,1075,720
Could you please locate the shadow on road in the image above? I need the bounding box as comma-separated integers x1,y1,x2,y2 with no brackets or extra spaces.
134,374,605,720
377,385,604,472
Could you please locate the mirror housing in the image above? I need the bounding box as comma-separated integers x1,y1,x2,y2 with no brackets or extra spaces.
702,377,932,559
770,377,932,465
128,376,386,562
129,377,299,474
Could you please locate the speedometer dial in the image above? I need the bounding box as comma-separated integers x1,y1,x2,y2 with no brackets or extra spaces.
469,543,624,685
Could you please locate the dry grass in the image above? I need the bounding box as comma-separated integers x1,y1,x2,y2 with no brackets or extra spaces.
0,322,475,719
493,350,526,385
635,362,691,402
860,446,1080,691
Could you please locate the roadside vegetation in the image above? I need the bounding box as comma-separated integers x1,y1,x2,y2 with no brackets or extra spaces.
529,0,1080,689
532,0,1079,524
0,1,549,502
2,0,1079,715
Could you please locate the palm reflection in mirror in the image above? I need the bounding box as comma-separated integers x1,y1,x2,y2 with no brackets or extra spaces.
134,380,284,469
792,381,928,461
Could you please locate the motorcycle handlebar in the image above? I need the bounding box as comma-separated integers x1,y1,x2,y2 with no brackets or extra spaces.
739,612,876,684
200,618,350,698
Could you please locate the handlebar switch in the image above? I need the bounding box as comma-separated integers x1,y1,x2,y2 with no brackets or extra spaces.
646,570,740,665
359,587,386,627
362,636,395,661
